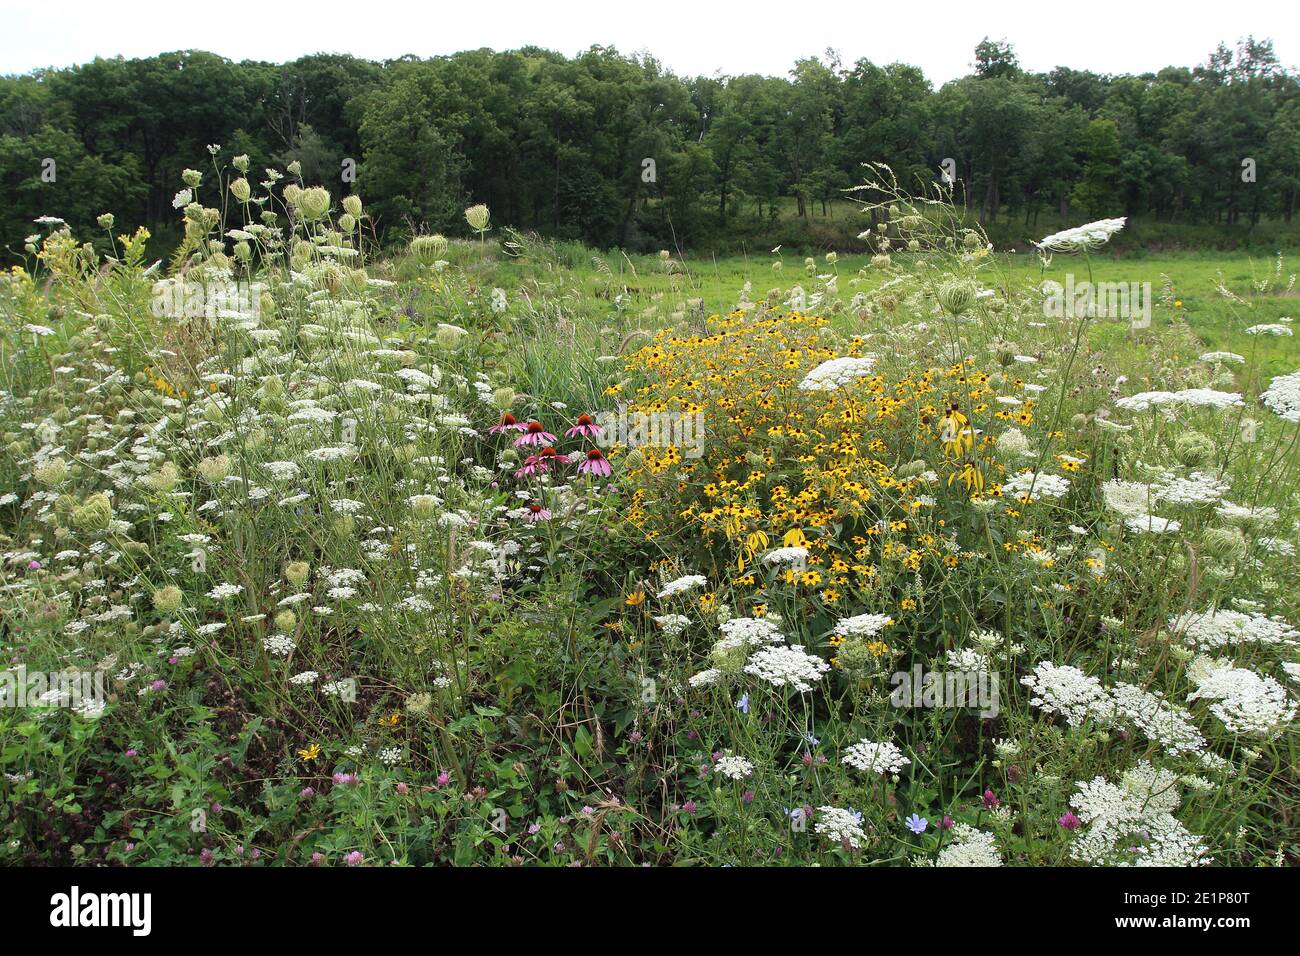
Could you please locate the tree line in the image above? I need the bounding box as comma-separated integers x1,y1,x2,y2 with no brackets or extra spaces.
2,36,1297,258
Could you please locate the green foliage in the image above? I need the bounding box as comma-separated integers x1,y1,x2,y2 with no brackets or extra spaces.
3,38,1299,264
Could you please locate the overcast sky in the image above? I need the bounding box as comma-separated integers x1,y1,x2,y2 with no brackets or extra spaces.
2,0,1295,83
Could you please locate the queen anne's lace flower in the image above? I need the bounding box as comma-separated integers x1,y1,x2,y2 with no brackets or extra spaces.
1114,389,1243,412
1108,683,1205,755
814,806,867,849
1102,479,1155,517
1153,471,1229,506
1036,218,1126,252
841,739,910,775
1215,502,1279,526
1021,662,1113,726
654,613,690,637
1187,658,1296,737
797,356,878,392
1171,609,1299,650
744,645,830,692
1001,471,1070,501
1125,514,1181,534
832,612,894,638
946,647,993,673
1261,369,1300,422
657,574,707,599
933,824,1003,866
1068,763,1208,867
714,753,754,780
761,546,809,565
687,668,721,688
718,616,786,646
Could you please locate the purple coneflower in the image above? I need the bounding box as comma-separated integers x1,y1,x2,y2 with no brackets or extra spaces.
515,446,563,478
514,420,557,447
525,502,552,522
488,412,527,435
565,413,603,438
577,447,612,478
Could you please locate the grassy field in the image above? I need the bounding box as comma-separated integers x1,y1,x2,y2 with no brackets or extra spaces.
2,175,1298,868
463,242,1300,376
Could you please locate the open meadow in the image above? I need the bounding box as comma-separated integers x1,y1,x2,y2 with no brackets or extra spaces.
1,164,1298,869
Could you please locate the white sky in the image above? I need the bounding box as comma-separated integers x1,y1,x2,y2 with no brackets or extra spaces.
1,0,1295,83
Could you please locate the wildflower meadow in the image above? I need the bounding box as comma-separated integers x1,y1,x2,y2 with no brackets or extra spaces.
3,158,1297,876
1,20,1299,895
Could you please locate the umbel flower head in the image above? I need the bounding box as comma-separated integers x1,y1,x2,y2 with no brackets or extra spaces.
464,204,490,234
294,186,332,222
1036,217,1126,253
937,279,977,315
409,234,449,262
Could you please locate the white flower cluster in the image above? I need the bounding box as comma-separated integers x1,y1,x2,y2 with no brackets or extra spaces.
654,613,690,637
1187,658,1296,737
1215,502,1278,526
743,645,831,693
832,612,894,639
262,633,296,657
841,739,910,776
761,546,809,565
1260,369,1300,422
1198,351,1245,364
814,806,867,849
1021,662,1112,726
714,753,754,781
1171,608,1299,650
1109,683,1205,756
1113,389,1244,412
1001,471,1071,501
688,668,720,688
1101,479,1155,517
1125,514,1181,534
1244,323,1293,336
1152,471,1230,506
1068,762,1208,867
1036,217,1126,252
797,356,878,392
933,824,1003,867
995,428,1033,459
657,574,707,599
718,616,786,647
946,647,993,674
